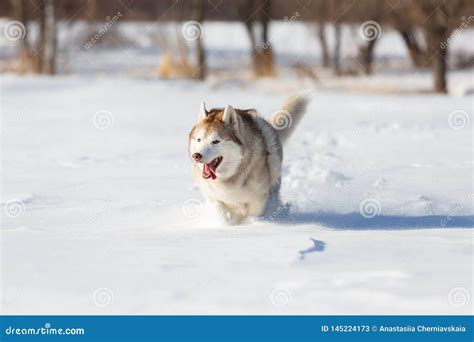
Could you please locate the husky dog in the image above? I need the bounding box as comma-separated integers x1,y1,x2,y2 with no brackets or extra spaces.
188,95,309,224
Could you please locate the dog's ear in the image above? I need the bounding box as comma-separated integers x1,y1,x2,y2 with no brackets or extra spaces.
198,102,208,120
222,105,238,127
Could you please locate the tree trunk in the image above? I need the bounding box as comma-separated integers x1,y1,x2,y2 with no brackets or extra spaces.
398,29,426,68
43,0,57,75
425,24,449,93
32,1,45,73
191,0,206,80
358,38,377,75
432,41,448,93
256,4,274,77
333,23,341,75
318,21,330,67
11,0,30,72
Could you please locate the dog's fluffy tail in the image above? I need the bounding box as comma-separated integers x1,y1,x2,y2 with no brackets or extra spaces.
268,93,310,144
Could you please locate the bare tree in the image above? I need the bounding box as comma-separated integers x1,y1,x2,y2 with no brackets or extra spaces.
317,23,330,67
414,0,466,93
313,0,330,68
239,0,274,77
43,0,57,75
11,0,31,72
331,0,342,75
356,0,383,75
191,0,206,80
398,29,427,68
32,0,46,73
258,0,274,76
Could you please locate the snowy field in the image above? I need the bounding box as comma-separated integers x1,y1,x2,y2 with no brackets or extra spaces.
1,21,473,315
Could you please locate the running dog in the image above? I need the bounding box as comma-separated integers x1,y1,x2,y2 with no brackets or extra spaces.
188,95,309,224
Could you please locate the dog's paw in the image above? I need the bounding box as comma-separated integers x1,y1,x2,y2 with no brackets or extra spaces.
223,211,244,225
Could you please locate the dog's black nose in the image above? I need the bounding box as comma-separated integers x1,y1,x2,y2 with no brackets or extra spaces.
192,153,202,162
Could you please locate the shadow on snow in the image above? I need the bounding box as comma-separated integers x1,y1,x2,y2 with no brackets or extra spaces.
280,212,474,230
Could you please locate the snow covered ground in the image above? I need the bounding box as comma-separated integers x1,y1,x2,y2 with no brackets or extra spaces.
1,75,472,315
0,21,473,315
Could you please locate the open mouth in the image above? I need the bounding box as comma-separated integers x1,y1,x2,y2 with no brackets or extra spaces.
202,156,223,180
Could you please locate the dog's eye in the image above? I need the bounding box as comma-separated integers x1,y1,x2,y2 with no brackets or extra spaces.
197,138,201,142
212,140,220,144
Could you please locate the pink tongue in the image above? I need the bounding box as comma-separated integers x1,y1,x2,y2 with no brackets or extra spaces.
204,164,217,180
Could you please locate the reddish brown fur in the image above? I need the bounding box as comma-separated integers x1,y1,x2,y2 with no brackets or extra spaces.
189,108,259,145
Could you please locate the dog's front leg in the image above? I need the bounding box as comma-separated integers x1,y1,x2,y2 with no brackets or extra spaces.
216,201,247,225
247,192,269,218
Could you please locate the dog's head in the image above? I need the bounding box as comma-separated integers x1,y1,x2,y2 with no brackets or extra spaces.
188,102,244,181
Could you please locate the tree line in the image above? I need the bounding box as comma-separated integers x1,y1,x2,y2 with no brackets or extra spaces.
2,0,473,93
